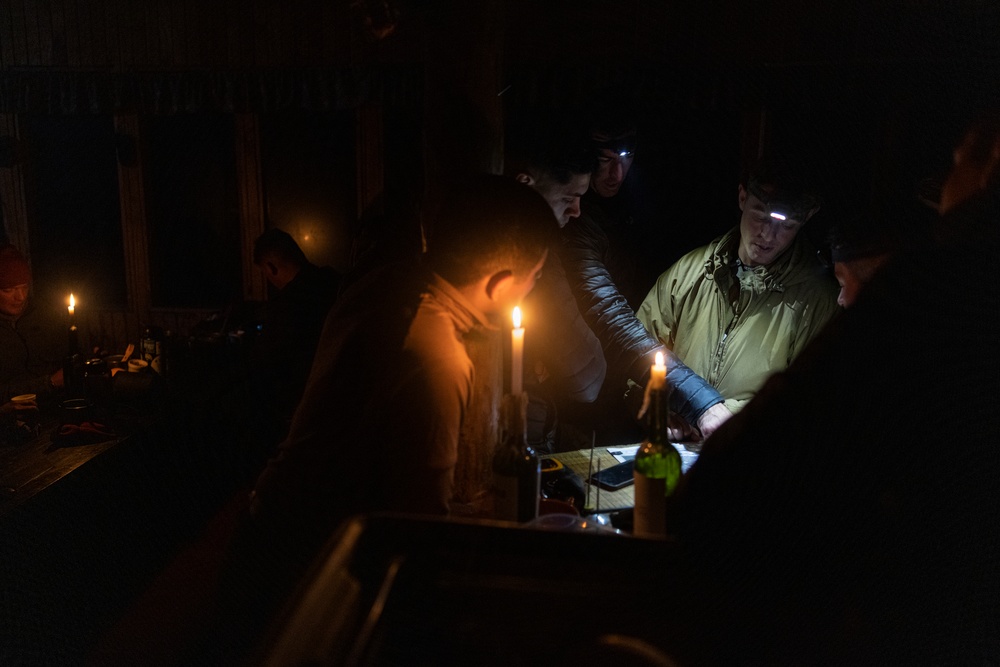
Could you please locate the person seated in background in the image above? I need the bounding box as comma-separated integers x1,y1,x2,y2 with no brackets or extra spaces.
250,228,340,441
826,212,902,308
505,111,606,452
0,244,65,402
637,152,839,417
215,175,557,659
561,94,728,444
663,111,1000,665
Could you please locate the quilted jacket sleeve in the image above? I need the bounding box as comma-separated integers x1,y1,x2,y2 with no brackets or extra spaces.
561,214,723,424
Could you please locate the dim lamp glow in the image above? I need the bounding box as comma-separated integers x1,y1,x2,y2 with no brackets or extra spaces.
511,307,524,396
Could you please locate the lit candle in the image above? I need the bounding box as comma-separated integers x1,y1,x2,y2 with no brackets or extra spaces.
68,293,78,355
650,351,667,390
511,306,524,396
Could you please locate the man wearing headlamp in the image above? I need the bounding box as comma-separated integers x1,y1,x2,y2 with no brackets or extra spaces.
637,154,839,417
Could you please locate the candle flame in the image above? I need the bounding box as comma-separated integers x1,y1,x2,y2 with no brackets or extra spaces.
512,306,522,329
654,351,665,368
69,294,75,308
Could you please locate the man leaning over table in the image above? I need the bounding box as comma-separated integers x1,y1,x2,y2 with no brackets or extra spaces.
0,243,66,403
214,174,557,659
636,152,839,418
663,111,1000,665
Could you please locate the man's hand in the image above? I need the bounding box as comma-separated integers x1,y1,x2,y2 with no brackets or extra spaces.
696,402,732,441
667,413,699,443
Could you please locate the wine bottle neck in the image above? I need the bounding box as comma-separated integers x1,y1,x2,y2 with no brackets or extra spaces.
646,386,670,446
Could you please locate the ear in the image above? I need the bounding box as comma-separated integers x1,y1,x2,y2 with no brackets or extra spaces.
514,173,534,187
484,270,514,302
265,261,280,277
738,183,748,211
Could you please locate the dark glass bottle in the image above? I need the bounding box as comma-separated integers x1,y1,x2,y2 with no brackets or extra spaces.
492,393,540,523
632,382,682,538
141,325,160,363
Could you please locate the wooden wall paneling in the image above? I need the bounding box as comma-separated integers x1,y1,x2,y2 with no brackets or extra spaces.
0,114,31,255
64,0,81,67
154,1,173,69
0,1,13,67
21,0,40,66
8,0,28,67
251,0,268,67
113,114,151,338
49,0,68,66
76,0,93,68
36,0,54,67
89,0,109,68
115,0,135,70
223,0,244,68
234,113,267,302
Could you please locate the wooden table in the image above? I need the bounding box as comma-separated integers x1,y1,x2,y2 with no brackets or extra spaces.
0,422,122,519
545,442,700,514
0,395,158,519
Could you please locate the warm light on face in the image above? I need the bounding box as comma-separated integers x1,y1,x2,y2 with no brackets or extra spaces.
512,306,522,329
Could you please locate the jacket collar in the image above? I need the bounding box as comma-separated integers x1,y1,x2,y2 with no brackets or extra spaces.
704,226,819,292
427,272,496,335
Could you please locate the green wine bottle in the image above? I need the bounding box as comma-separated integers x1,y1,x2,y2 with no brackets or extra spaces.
633,358,682,538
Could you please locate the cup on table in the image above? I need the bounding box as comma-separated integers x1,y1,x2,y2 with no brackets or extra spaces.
127,358,149,374
10,393,39,429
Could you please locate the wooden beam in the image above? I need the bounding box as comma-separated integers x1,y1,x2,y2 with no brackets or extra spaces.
0,114,31,254
113,114,151,336
235,113,267,301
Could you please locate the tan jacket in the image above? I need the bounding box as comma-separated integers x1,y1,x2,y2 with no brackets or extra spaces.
637,227,839,413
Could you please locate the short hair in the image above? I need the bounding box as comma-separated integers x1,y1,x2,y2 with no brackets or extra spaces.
827,213,899,263
253,228,309,267
425,174,558,287
744,151,823,222
505,110,597,185
587,84,639,154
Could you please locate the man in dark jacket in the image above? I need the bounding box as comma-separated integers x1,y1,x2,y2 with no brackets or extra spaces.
561,108,728,443
506,115,606,451
665,113,1000,665
251,228,340,440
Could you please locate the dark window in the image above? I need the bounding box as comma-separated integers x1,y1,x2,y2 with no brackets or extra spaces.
23,114,126,307
145,114,241,308
260,112,356,274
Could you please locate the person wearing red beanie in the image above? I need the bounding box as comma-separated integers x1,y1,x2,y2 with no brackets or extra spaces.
0,244,65,402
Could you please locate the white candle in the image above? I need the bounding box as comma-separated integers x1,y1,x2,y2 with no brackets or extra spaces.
511,306,524,396
650,351,667,390
68,293,75,317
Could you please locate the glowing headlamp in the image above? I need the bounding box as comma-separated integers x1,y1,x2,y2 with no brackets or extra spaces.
747,177,815,225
